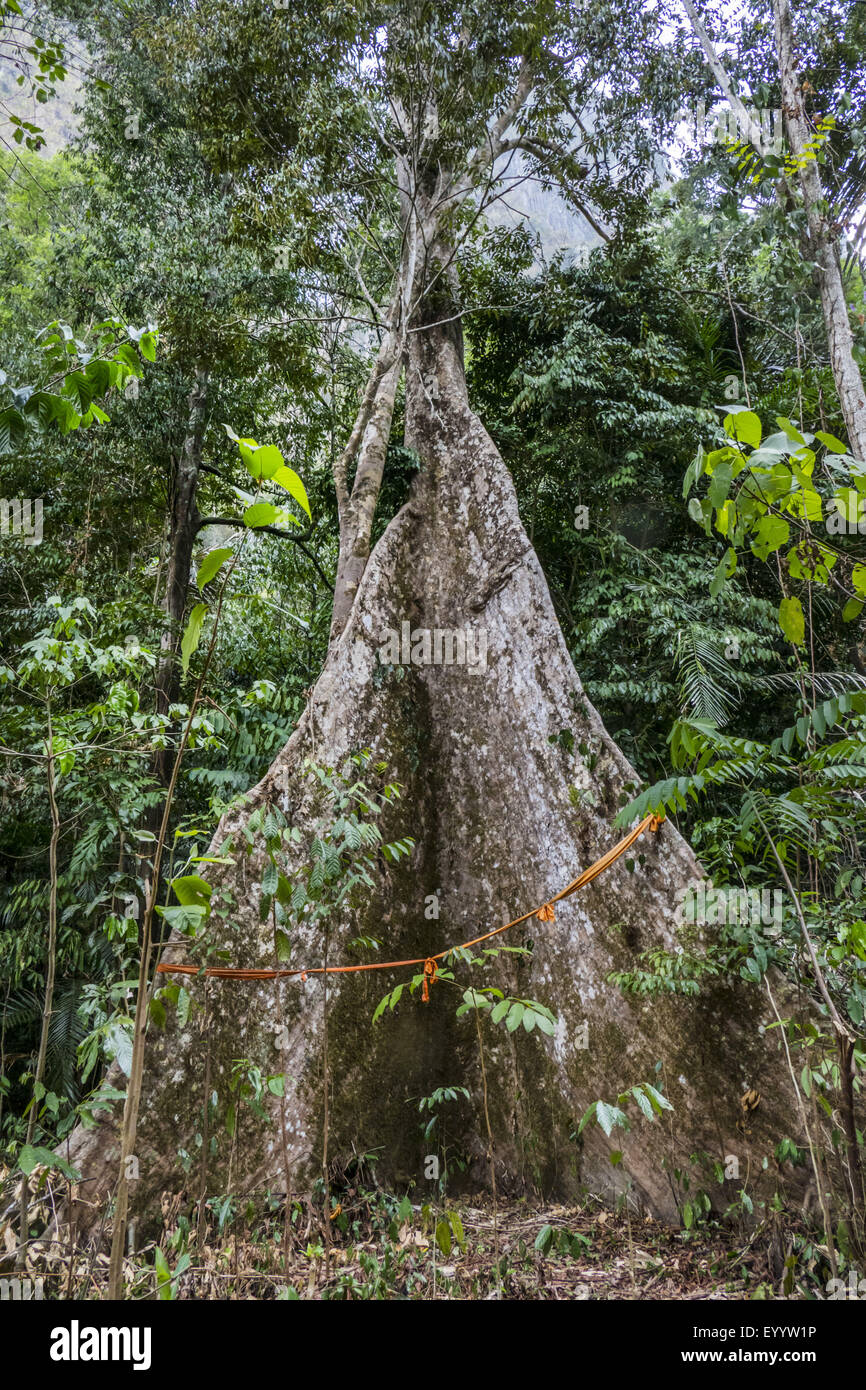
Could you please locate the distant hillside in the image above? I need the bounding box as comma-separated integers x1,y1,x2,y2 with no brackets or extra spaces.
0,55,82,157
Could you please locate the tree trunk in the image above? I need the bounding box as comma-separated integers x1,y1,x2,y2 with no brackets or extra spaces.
330,354,402,640
155,365,209,726
772,0,866,459
686,0,866,458
61,286,811,1238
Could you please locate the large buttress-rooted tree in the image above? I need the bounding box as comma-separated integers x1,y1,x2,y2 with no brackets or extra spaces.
66,10,808,1241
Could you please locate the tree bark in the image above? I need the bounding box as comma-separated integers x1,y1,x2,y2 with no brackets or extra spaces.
771,0,866,460
61,271,812,1238
330,354,402,640
155,365,209,725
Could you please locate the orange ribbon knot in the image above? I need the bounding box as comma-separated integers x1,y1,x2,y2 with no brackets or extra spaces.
421,957,438,1003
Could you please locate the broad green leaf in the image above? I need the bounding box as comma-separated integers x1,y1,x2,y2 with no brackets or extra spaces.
595,1100,627,1137
725,410,761,448
448,1211,465,1248
506,1001,525,1031
196,547,233,590
181,603,208,675
18,1144,44,1175
243,502,279,529
787,542,836,584
106,1018,134,1076
272,464,311,518
778,596,805,646
815,430,847,453
171,874,212,907
435,1219,452,1257
632,1086,654,1122
707,460,733,509
643,1084,673,1115
534,1224,555,1254
245,444,284,481
750,514,789,561
775,417,811,447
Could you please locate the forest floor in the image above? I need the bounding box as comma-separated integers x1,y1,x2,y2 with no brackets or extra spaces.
6,1185,826,1299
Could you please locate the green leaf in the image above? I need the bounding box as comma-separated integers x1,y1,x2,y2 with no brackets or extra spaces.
506,1001,525,1031
643,1083,673,1115
843,598,864,623
245,444,284,481
815,430,847,453
709,549,730,598
18,1144,45,1175
435,1219,452,1257
172,874,212,907
775,417,809,448
243,502,279,529
534,1223,555,1254
725,411,761,448
750,514,789,561
707,460,733,510
196,547,233,590
778,596,805,646
181,603,208,675
632,1086,654,1122
17,1144,77,1179
595,1100,627,1137
155,1246,172,1299
267,1074,285,1097
448,1210,465,1249
272,464,311,519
